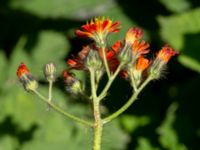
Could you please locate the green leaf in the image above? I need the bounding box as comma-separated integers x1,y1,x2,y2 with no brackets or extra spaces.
0,136,19,150
157,103,187,150
20,112,92,150
0,87,45,130
158,8,200,72
0,51,7,90
9,0,111,18
159,0,191,13
136,137,160,150
120,115,150,133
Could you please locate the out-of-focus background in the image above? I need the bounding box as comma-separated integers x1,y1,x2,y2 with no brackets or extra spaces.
0,0,200,149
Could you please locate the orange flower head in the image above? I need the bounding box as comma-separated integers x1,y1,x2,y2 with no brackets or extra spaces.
157,45,177,63
16,63,30,77
136,57,150,71
75,17,120,43
125,27,143,45
132,40,150,56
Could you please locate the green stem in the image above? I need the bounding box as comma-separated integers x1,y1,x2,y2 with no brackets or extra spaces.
89,68,103,150
98,63,124,100
32,89,93,127
93,101,103,150
101,45,111,78
48,80,53,101
103,76,152,124
129,69,138,92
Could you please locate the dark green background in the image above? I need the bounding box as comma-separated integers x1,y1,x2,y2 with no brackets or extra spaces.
0,0,200,149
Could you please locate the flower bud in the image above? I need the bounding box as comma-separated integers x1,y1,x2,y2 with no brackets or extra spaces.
118,45,132,64
63,70,83,95
16,63,38,91
44,62,56,82
85,50,102,70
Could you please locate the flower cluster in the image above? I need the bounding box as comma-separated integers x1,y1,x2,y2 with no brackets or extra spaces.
16,17,177,93
66,17,177,89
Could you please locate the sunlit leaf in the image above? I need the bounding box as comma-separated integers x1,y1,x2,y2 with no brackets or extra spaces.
9,0,111,19
158,8,200,73
136,137,160,150
120,115,150,133
0,136,19,150
159,0,191,13
157,103,187,150
0,51,7,90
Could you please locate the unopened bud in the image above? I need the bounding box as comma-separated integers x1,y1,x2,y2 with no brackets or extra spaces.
63,70,83,95
44,62,56,82
118,45,132,64
16,63,38,91
85,50,102,70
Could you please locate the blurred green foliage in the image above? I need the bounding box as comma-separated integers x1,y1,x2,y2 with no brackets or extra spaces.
0,0,200,149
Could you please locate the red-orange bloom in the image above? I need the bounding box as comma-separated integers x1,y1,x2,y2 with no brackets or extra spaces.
132,40,150,56
67,46,91,70
125,27,143,45
16,63,30,77
67,41,121,71
136,57,150,71
75,17,120,42
157,45,177,63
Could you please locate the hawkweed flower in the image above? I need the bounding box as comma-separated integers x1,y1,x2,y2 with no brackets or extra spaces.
150,45,177,78
63,70,83,95
132,57,150,85
16,63,38,91
75,17,120,46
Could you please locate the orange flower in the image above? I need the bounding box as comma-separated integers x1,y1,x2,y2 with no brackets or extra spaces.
136,57,150,71
132,40,150,56
75,17,120,43
67,41,121,71
16,63,30,77
157,45,177,63
125,27,143,45
67,46,91,70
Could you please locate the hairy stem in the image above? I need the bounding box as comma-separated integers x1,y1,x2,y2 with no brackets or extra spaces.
90,68,103,150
